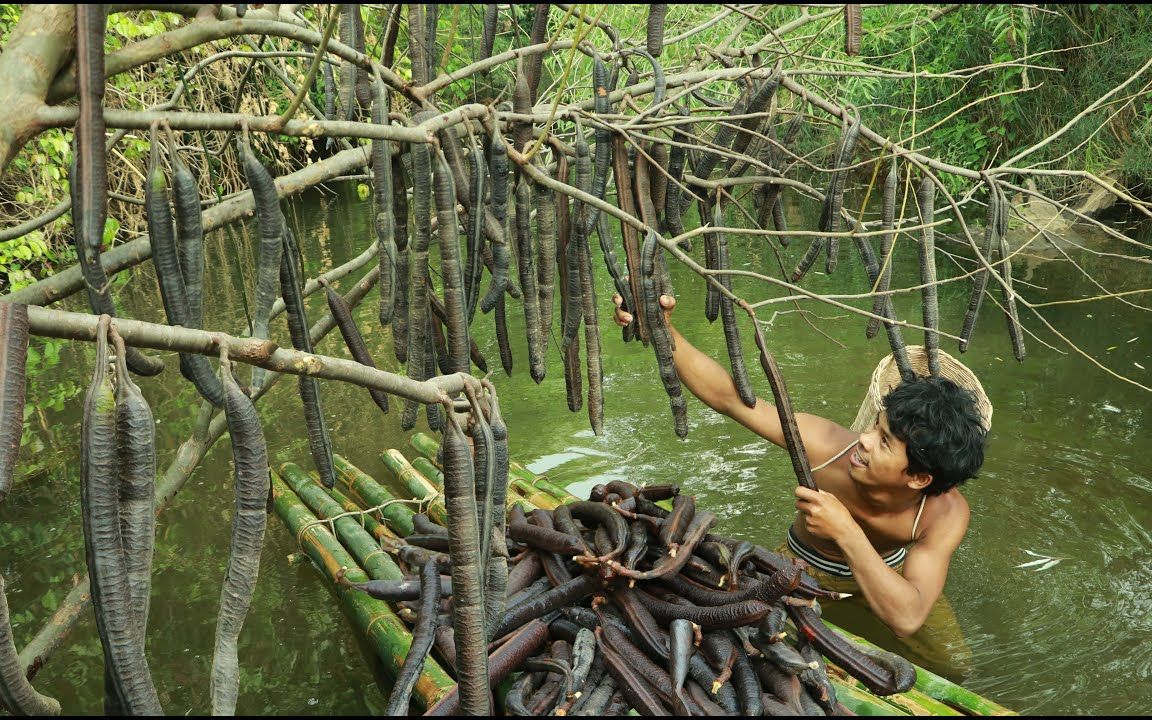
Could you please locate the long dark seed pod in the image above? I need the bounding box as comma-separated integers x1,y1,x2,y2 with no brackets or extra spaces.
917,175,941,375
425,620,549,716
441,410,490,714
73,7,164,378
507,522,587,556
646,4,668,56
788,605,915,696
668,618,694,714
524,4,550,103
371,80,397,327
0,303,28,505
796,633,838,714
110,329,156,669
492,573,600,641
0,305,59,715
649,142,669,225
505,669,544,716
563,138,592,349
512,58,534,154
569,669,617,716
465,145,486,324
480,132,511,313
642,231,689,437
867,157,898,338
322,57,336,122
581,54,614,240
575,196,605,434
383,559,440,715
163,127,205,329
611,510,716,582
663,105,691,240
343,575,452,601
402,129,435,429
726,70,783,176
210,351,269,715
845,3,863,55
240,136,284,392
534,168,558,339
711,201,757,408
338,5,361,119
658,494,696,550
751,323,816,489
321,278,389,413
821,107,861,275
393,154,411,364
960,175,1000,353
595,627,672,715
432,148,471,374
495,297,514,376
149,128,224,407
480,5,498,62
850,222,915,381
637,589,773,631
595,206,632,325
82,317,163,715
514,178,546,382
994,183,1026,361
614,135,647,343
280,227,336,488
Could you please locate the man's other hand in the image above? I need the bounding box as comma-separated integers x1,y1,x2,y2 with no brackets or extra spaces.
795,486,858,544
612,290,676,327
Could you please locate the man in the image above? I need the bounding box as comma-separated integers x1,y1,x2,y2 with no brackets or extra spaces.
613,293,987,644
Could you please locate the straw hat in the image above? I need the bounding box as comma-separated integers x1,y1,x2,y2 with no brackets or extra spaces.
849,345,993,433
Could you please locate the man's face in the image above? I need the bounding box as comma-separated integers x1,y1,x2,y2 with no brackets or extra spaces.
849,411,923,490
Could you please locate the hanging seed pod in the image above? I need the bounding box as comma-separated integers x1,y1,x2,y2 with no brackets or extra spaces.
917,175,941,375
646,5,669,57
433,148,471,375
480,132,511,314
150,126,225,406
466,145,487,324
338,4,366,119
534,165,558,340
994,184,1026,361
959,175,1000,353
582,54,614,240
850,222,916,382
441,410,491,714
483,381,511,641
73,6,163,378
563,138,592,349
867,157,898,339
513,178,546,383
371,80,397,327
845,4,863,56
82,317,163,715
109,328,156,664
751,322,816,490
480,5,499,62
280,227,336,488
613,135,646,343
641,231,688,437
321,278,390,413
402,130,436,429
576,204,605,435
495,297,514,377
239,135,284,393
726,70,782,176
210,352,270,715
663,105,691,240
163,126,205,329
393,154,411,364
524,4,550,103
383,559,441,715
711,202,756,408
703,221,720,324
464,389,498,638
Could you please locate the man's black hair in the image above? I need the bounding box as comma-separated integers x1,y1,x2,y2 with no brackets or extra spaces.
882,375,986,496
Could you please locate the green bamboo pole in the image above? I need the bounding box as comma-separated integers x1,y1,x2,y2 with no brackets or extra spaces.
409,432,573,504
377,449,448,524
836,682,913,716
277,463,403,581
332,454,417,537
270,473,455,709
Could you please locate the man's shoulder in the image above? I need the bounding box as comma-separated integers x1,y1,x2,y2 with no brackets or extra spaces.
919,489,970,542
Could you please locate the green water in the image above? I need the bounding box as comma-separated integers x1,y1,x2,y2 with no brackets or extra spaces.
2,184,1149,715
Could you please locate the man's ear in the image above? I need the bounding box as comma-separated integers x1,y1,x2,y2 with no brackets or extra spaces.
906,471,933,491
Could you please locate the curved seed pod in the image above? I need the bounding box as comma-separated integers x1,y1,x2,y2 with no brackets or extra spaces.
371,81,397,327
480,132,511,314
611,587,670,662
494,297,514,376
789,236,827,285
563,138,592,349
612,510,716,582
754,631,817,675
430,293,488,374
425,620,550,716
751,323,817,489
429,307,451,376
788,604,915,695
73,8,164,378
163,127,204,329
512,58,534,153
994,184,1026,361
574,197,605,434
493,573,601,640
383,559,441,715
646,4,668,57
582,54,614,240
669,618,694,714
280,227,336,487
344,575,452,601
465,146,487,324
321,278,389,413
641,231,689,437
507,523,586,556
211,352,270,715
658,494,696,550
821,107,861,275
505,669,544,716
524,4,550,103
595,206,632,326
534,169,558,339
796,633,837,714
770,190,792,247
663,105,692,239
726,70,783,176
0,303,28,504
402,134,435,429
110,329,156,666
406,532,452,553
636,589,772,630
649,141,669,223
570,674,617,716
149,128,224,407
0,305,59,715
480,5,498,62
917,175,941,375
849,222,915,382
441,411,490,714
867,157,898,338
82,317,162,715
960,175,1001,353
392,154,411,364
513,178,545,382
595,627,671,715
711,202,757,408
239,137,284,393
433,149,471,374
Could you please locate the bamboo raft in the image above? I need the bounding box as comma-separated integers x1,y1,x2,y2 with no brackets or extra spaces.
270,434,1016,716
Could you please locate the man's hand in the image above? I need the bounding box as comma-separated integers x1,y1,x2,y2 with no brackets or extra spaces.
612,291,675,327
795,486,860,545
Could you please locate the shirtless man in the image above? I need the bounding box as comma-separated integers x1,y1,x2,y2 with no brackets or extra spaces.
613,294,987,639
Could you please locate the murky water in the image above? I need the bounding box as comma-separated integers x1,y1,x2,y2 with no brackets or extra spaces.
2,184,1149,715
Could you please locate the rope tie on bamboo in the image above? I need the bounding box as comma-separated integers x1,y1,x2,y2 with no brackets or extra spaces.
295,496,428,541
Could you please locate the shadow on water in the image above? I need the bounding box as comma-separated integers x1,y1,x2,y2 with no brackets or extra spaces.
3,182,1150,714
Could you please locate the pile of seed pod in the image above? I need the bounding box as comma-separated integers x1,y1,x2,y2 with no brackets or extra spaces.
346,479,917,716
